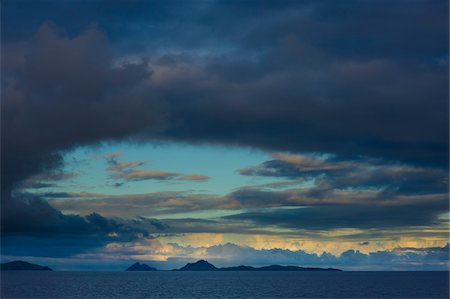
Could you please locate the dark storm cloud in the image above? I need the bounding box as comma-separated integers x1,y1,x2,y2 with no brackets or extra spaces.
185,1,448,167
3,0,447,188
225,198,448,230
156,53,448,167
1,22,167,245
132,0,447,167
1,192,166,237
2,23,165,192
0,192,170,256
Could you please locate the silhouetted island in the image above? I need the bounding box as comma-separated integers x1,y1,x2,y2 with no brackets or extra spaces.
126,262,157,271
174,260,341,271
177,260,218,271
1,260,52,271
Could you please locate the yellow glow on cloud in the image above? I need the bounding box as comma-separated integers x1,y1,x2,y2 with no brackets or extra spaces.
162,233,226,248
159,233,449,256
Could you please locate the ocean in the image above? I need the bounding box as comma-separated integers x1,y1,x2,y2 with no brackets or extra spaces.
1,271,449,298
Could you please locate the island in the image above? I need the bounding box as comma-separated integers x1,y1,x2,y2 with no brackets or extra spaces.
174,260,341,271
0,260,53,271
176,259,218,271
126,262,157,271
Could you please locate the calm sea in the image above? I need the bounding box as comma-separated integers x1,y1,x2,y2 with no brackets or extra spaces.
1,271,448,298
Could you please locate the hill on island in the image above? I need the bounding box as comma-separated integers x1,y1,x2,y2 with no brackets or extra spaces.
126,262,157,271
177,260,218,271
175,260,341,271
1,260,53,271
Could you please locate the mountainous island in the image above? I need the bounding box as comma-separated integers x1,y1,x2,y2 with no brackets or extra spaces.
1,260,53,271
177,259,218,271
126,262,157,271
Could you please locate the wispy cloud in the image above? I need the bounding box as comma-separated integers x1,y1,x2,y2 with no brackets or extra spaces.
104,153,210,185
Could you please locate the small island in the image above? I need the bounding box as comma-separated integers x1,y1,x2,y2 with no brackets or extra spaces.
1,260,53,271
126,262,157,271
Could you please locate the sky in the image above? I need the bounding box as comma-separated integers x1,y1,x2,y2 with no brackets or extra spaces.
1,0,449,271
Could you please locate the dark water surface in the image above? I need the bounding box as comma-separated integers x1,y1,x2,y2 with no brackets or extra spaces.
1,271,448,298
